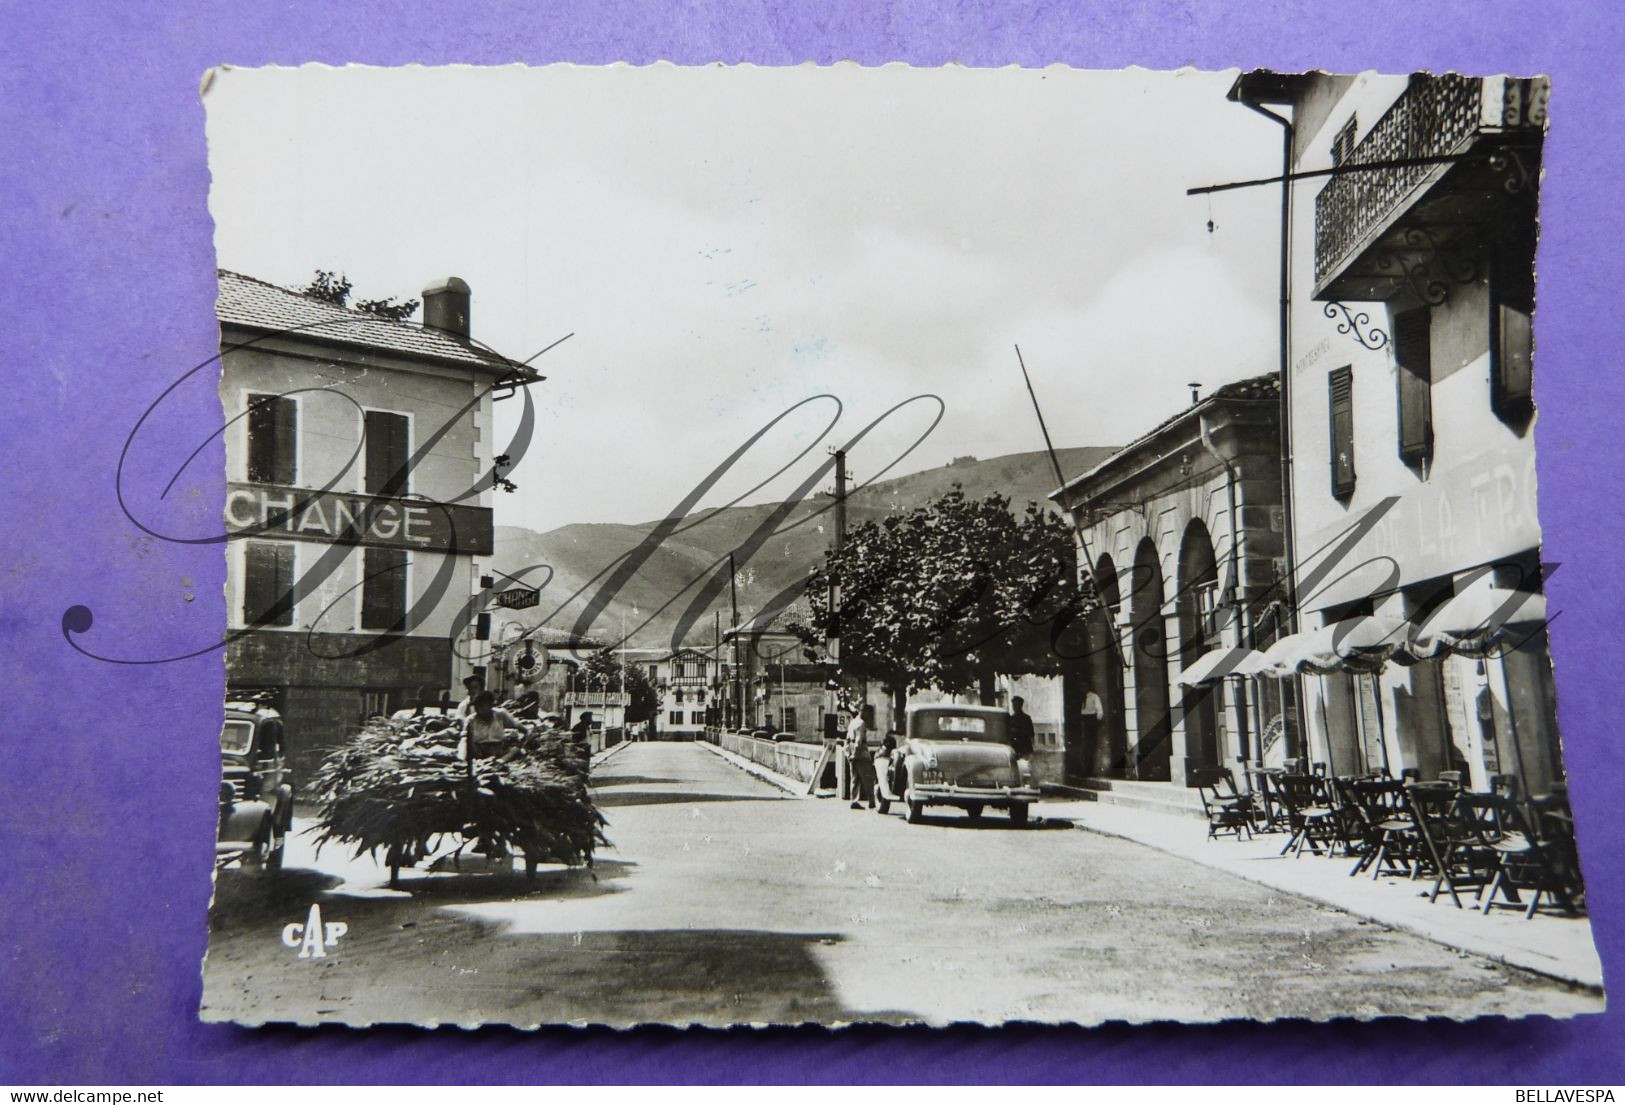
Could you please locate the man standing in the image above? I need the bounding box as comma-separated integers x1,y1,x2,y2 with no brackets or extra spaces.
845,709,876,810
462,691,521,761
570,710,595,754
455,673,486,719
1009,696,1036,760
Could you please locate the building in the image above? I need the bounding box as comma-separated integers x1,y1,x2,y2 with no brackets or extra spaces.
1226,71,1560,793
643,646,722,739
723,611,838,740
217,271,540,779
1052,374,1289,787
487,626,606,715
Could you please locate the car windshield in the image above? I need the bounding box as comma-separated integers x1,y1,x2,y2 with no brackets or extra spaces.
911,712,1009,744
221,719,254,756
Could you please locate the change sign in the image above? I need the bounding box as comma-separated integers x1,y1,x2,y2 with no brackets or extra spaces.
494,587,540,610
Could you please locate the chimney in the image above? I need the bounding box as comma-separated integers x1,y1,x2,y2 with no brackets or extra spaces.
422,277,471,339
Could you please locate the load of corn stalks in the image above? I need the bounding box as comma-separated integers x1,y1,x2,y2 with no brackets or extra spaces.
309,714,607,883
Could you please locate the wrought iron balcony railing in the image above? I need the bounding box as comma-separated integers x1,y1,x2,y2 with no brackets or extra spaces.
1314,75,1548,288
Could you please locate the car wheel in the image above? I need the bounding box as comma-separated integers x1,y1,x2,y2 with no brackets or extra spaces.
875,790,891,815
1009,802,1030,828
966,804,984,821
906,792,925,824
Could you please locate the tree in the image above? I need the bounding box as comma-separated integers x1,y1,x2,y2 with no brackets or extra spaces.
791,488,1095,717
579,649,660,724
302,269,420,322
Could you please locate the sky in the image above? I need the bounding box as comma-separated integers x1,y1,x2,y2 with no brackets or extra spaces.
204,64,1282,533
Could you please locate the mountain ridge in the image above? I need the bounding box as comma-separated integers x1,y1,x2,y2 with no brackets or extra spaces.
492,445,1117,651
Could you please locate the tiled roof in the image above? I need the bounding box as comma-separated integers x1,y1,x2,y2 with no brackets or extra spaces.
1053,372,1279,500
216,270,537,379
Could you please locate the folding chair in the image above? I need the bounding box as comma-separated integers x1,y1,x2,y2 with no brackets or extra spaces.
1194,765,1254,842
1274,774,1339,858
1460,792,1582,919
1406,783,1494,908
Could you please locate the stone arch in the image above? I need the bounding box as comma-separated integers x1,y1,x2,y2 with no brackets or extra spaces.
1177,518,1222,775
1129,538,1172,781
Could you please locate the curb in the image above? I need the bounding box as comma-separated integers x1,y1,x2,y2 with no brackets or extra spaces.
1057,813,1604,993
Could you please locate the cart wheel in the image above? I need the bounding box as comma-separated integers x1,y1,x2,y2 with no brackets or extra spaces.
1009,802,1030,827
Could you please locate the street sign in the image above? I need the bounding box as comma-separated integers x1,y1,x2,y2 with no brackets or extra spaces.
494,587,540,610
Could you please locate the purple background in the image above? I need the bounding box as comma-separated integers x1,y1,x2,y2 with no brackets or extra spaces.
2,0,1620,1085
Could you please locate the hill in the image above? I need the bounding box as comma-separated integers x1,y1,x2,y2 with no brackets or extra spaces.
491,445,1117,651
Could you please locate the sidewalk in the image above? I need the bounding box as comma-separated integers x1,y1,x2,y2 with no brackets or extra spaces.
1040,796,1606,991
693,740,1605,990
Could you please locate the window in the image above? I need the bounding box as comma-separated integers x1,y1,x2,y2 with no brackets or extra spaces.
243,540,295,627
361,547,408,631
691,709,707,725
696,689,706,703
363,410,411,496
1393,308,1433,465
246,394,297,485
1328,367,1356,499
669,710,684,725
781,706,797,733
647,664,659,683
1331,116,1358,167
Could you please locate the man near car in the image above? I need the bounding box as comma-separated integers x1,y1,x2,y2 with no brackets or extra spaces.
1009,696,1036,759
845,710,876,809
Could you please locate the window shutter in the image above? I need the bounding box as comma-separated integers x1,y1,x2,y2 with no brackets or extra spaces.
1328,367,1356,498
1393,308,1433,465
244,540,294,627
247,394,297,485
1493,304,1533,416
364,410,410,496
361,546,408,631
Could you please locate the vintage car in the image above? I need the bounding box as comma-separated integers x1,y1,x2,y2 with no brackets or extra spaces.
875,703,1040,825
217,700,295,871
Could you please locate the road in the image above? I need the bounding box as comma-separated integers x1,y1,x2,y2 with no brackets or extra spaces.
200,741,1600,1027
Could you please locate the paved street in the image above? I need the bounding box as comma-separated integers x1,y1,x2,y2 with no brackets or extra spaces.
201,742,1601,1027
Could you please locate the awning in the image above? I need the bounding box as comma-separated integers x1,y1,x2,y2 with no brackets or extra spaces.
1252,615,1410,677
1412,587,1547,657
1176,646,1263,686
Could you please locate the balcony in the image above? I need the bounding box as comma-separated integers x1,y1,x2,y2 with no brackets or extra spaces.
1313,75,1547,302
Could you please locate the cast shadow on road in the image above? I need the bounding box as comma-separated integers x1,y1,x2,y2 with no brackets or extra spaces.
388,856,639,904
587,774,687,788
208,857,637,934
206,920,921,1028
207,868,345,931
867,810,1076,831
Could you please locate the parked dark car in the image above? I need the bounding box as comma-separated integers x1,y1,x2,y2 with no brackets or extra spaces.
217,700,294,871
